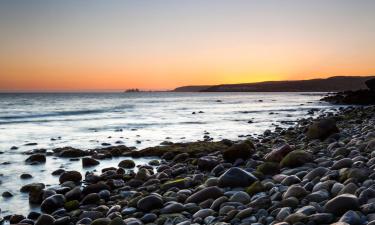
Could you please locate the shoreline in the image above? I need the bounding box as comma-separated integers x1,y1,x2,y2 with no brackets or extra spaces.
1,105,375,225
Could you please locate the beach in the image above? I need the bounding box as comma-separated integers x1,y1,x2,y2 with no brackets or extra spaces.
1,93,374,225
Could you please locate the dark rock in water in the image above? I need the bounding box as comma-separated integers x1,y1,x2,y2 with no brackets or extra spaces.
321,89,375,105
82,183,110,195
306,118,339,140
324,194,359,215
137,194,163,211
20,173,33,179
59,171,82,183
35,214,55,225
118,159,135,168
218,167,257,187
366,78,375,91
9,214,25,224
280,150,313,168
52,169,65,176
25,142,38,146
41,194,65,214
82,157,100,167
54,147,87,157
2,191,13,198
65,187,81,201
25,154,46,164
222,140,255,162
20,183,45,193
186,186,223,203
10,146,18,150
264,144,293,162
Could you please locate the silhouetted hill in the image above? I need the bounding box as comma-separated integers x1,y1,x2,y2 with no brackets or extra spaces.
172,76,375,92
173,85,213,92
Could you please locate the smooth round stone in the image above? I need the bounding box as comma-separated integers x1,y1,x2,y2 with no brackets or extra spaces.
305,190,330,202
35,214,55,225
308,213,334,224
141,213,157,223
235,207,253,219
283,185,308,199
193,209,215,219
219,205,235,216
218,167,257,187
331,158,353,170
324,194,359,215
331,183,345,196
109,217,126,225
303,167,329,181
229,191,251,204
339,210,363,225
276,207,291,221
121,207,137,215
40,194,65,214
137,194,163,211
79,211,104,220
91,218,111,225
160,202,185,214
185,186,223,203
281,175,301,186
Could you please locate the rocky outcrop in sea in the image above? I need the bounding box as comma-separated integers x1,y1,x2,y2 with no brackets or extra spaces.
2,105,375,225
321,78,375,105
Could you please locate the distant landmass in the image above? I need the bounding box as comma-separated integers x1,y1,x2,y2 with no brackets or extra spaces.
172,76,375,92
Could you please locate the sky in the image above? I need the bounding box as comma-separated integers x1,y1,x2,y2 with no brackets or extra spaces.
0,0,375,91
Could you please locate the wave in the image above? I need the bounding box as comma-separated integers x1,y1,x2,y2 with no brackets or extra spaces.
0,104,134,121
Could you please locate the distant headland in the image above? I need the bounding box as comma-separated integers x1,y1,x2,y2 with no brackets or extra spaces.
173,76,375,92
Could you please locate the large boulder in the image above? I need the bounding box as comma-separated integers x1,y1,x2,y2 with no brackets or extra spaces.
82,157,100,167
280,150,313,168
264,144,293,162
218,167,258,187
25,154,46,164
324,194,359,215
222,140,255,162
306,118,339,140
41,194,66,214
55,147,87,157
59,171,82,184
366,78,375,91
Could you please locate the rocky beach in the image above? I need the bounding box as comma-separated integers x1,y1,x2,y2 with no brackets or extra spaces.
1,103,375,225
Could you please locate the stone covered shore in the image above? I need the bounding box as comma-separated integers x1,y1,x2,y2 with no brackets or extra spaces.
2,105,375,225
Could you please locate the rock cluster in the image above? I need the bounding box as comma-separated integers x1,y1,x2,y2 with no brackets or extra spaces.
4,105,375,225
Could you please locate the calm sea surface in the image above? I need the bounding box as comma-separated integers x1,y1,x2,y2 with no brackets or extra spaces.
0,92,336,215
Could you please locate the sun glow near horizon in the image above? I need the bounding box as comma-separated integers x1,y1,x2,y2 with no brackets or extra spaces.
1,0,375,91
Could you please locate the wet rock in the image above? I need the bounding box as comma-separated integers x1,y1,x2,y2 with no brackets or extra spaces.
280,150,313,168
283,185,308,199
20,173,33,179
222,140,255,162
306,118,339,140
35,214,55,225
82,157,100,167
56,147,87,157
91,218,111,225
264,144,293,162
40,194,66,214
2,191,13,198
197,156,220,170
218,167,257,187
338,210,363,225
324,194,359,215
118,159,135,168
25,154,46,164
81,193,100,205
137,194,163,211
59,170,82,183
160,202,185,214
186,186,223,203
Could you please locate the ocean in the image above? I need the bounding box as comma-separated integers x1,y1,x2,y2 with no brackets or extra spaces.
0,92,336,215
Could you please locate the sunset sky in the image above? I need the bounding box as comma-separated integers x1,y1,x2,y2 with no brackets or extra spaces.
1,0,375,91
